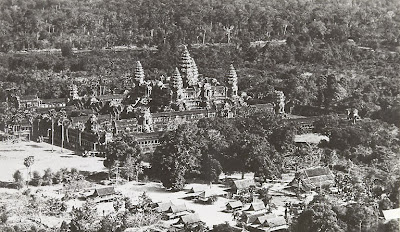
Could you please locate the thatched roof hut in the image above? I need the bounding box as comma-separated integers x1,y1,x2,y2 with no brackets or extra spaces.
226,201,243,210
246,202,266,211
176,213,202,225
168,204,188,213
231,179,256,193
92,187,115,197
289,167,334,191
156,201,174,213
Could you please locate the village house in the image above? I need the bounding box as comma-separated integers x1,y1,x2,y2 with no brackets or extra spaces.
231,179,257,194
243,211,268,224
175,213,202,226
288,167,335,192
165,204,190,219
254,216,288,232
225,200,243,212
156,201,174,213
91,186,116,202
246,202,266,212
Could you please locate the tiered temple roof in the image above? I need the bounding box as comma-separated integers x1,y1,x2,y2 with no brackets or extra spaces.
227,64,238,97
134,61,145,84
180,45,199,87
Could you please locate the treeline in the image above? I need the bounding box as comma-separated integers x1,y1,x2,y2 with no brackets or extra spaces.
313,116,400,208
150,114,298,190
1,0,400,52
103,114,297,191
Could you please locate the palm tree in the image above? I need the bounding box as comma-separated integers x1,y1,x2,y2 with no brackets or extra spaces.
48,109,57,152
111,103,123,120
76,122,86,148
24,109,37,141
57,110,68,153
24,156,34,185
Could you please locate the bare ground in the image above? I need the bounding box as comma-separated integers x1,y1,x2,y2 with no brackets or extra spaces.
0,141,106,182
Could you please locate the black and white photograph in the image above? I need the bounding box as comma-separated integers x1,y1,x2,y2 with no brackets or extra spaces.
0,0,399,231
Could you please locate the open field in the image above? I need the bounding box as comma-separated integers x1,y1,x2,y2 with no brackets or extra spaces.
0,141,106,182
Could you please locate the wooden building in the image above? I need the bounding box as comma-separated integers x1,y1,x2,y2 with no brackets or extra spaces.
231,179,257,194
289,167,335,192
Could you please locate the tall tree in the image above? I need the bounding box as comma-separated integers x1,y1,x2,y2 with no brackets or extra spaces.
23,155,34,185
295,202,344,232
103,133,142,181
151,124,202,190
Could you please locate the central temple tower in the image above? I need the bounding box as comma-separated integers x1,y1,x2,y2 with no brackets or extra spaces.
180,45,199,87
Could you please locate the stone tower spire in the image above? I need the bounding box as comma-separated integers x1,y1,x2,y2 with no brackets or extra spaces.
273,90,285,114
134,61,145,85
140,107,154,133
227,64,238,98
171,67,183,101
69,83,79,100
191,57,199,83
180,45,198,87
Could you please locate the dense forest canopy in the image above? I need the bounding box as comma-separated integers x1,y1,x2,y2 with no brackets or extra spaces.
1,0,400,51
1,0,400,124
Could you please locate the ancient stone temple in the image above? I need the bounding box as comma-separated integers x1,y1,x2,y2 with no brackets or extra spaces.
134,45,244,112
39,45,248,154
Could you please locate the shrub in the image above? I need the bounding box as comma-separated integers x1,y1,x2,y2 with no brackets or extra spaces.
13,225,22,232
0,226,16,232
207,195,218,204
22,188,32,196
29,225,37,232
30,171,43,186
70,168,79,180
60,221,69,232
44,198,67,216
0,206,8,224
12,170,24,189
42,168,53,186
53,171,63,184
212,222,235,232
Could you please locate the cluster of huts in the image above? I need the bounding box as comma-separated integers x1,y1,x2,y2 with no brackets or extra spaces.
88,166,337,232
